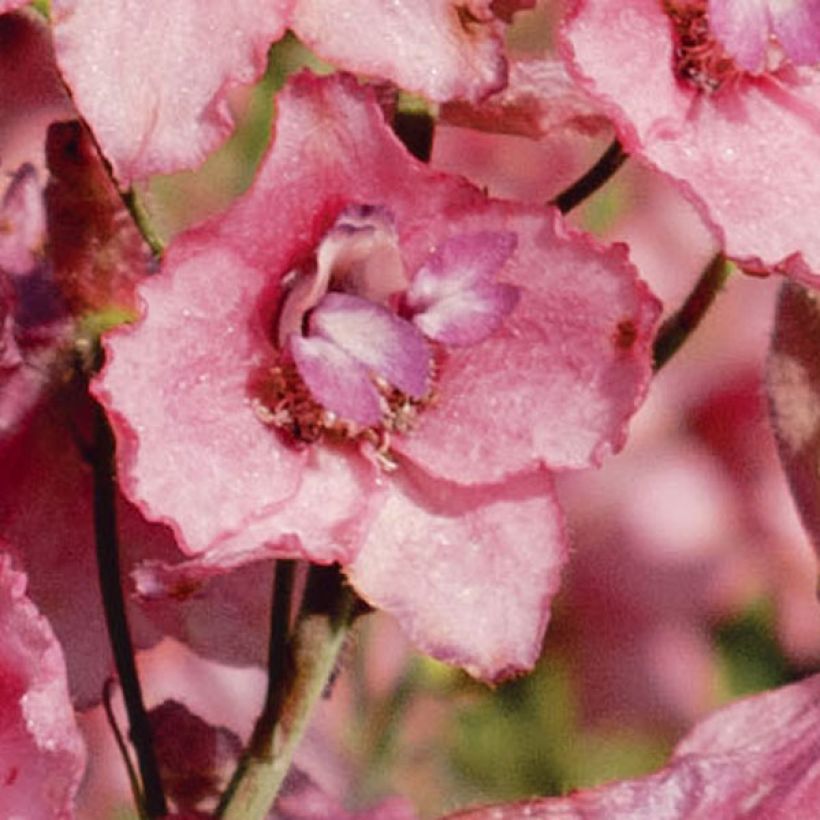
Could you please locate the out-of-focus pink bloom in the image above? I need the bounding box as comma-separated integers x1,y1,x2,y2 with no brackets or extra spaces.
51,0,293,184
95,72,659,682
561,0,820,281
708,0,820,72
445,673,820,819
767,281,820,557
0,549,86,817
0,164,70,443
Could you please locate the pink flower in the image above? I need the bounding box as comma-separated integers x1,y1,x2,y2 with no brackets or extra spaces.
51,0,533,183
445,672,820,818
0,548,86,817
561,0,820,281
95,72,659,682
708,0,820,72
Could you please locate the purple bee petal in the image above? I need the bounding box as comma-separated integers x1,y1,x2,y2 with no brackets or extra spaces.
289,333,382,426
413,279,521,347
310,292,431,399
407,231,520,346
316,204,408,305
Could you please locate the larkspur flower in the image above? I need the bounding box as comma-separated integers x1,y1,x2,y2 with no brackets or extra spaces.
50,0,533,183
561,0,820,281
95,71,660,682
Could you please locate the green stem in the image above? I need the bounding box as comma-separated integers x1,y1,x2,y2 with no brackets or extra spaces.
216,565,359,819
550,139,628,214
653,253,731,371
122,186,166,259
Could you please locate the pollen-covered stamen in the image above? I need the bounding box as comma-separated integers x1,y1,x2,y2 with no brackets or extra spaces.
664,1,743,93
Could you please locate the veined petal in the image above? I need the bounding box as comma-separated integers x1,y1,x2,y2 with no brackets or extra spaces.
310,292,431,399
290,333,383,425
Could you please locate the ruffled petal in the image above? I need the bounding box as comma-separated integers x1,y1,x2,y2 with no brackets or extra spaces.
562,0,820,280
347,465,567,682
0,552,86,817
291,0,514,104
290,332,383,425
310,292,431,399
52,0,292,183
707,0,770,72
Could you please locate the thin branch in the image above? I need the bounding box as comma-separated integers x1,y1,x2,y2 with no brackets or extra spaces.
92,401,168,818
216,565,360,819
550,138,628,214
653,253,731,371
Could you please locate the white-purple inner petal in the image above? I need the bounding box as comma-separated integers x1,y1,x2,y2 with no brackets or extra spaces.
406,231,517,311
406,231,519,346
310,292,431,399
288,333,383,425
413,280,520,346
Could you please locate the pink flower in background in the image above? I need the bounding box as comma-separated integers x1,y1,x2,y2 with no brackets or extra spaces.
0,549,86,817
50,0,533,183
708,0,820,71
447,673,820,819
95,71,659,682
561,0,820,281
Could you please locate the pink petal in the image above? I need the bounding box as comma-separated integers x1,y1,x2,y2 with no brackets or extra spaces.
447,674,820,818
51,0,292,183
0,1,27,10
708,0,770,72
769,0,820,66
394,209,660,485
290,332,383,425
766,281,820,557
291,0,513,103
407,231,520,346
310,292,431,398
440,57,610,139
0,164,44,275
0,550,86,817
562,0,820,280
317,204,408,305
347,466,567,682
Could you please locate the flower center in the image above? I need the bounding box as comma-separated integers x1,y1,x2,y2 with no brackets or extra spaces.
663,0,743,93
251,204,519,454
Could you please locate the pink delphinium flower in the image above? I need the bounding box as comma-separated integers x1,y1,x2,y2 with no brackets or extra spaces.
0,548,86,817
95,71,660,682
561,0,820,281
50,0,533,183
446,672,820,818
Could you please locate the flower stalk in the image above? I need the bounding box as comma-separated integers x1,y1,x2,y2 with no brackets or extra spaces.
216,564,360,819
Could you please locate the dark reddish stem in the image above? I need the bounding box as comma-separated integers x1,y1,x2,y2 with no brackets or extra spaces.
653,253,730,370
551,138,628,214
92,400,168,817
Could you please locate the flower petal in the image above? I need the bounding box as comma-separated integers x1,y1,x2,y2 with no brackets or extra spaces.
52,0,292,183
310,292,431,398
0,551,86,817
407,230,520,346
290,332,383,425
291,0,514,104
563,0,820,280
395,208,660,484
770,0,820,67
347,465,567,682
707,0,770,72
